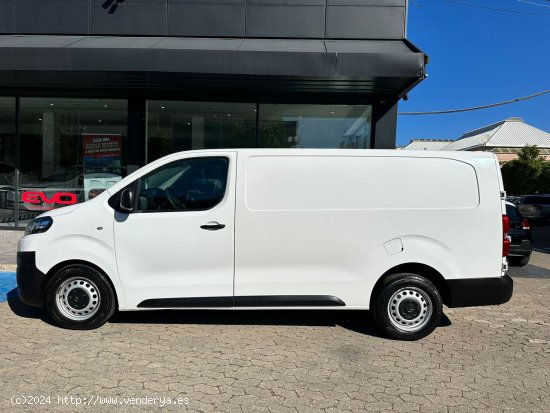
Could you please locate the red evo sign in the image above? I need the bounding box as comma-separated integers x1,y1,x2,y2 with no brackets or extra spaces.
22,191,78,206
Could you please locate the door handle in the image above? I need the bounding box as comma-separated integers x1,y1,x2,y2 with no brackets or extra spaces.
200,222,226,231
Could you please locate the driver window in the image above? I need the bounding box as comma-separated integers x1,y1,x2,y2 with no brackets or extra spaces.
137,157,229,212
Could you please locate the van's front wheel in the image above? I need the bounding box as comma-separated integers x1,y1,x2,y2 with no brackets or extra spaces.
373,274,442,340
45,265,116,330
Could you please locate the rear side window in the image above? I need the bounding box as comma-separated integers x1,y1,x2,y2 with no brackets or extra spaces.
245,156,479,211
137,157,229,212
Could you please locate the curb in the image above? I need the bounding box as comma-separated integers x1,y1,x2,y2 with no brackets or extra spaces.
0,264,17,272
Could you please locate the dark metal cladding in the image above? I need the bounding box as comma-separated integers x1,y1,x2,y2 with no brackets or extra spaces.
0,0,408,40
0,37,424,100
0,0,425,150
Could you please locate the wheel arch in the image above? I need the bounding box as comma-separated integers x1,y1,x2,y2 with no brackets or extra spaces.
43,260,120,310
370,263,450,308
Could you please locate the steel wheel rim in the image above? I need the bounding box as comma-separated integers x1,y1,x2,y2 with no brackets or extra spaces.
55,277,101,321
387,287,432,332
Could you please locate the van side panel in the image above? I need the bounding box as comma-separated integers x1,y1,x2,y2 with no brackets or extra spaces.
245,156,479,211
235,152,502,308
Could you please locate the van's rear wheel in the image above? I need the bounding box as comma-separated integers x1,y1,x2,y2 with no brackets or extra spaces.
45,265,115,330
373,273,442,340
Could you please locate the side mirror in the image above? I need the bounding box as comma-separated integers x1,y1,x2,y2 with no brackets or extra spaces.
119,188,134,212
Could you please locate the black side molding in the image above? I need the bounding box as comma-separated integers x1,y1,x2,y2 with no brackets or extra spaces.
138,296,235,308
137,295,345,308
235,295,345,307
446,275,513,308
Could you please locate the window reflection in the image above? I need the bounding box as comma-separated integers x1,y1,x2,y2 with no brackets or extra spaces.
146,102,373,160
18,98,128,225
147,101,257,162
259,104,372,149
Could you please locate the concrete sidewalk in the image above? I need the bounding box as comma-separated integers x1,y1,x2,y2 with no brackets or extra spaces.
0,230,22,271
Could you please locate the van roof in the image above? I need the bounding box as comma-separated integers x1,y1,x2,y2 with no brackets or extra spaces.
159,148,497,160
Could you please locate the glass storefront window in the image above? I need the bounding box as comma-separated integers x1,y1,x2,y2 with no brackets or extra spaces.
0,97,16,227
147,101,257,162
258,104,372,149
18,98,128,225
3,99,374,229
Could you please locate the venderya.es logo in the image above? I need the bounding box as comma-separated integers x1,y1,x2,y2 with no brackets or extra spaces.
102,0,125,14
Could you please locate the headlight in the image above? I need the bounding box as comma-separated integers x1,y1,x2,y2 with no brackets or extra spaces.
25,217,53,235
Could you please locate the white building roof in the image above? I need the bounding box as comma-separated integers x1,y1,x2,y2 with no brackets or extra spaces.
400,139,453,151
442,118,550,151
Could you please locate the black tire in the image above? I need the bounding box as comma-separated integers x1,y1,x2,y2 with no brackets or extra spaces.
372,273,443,341
45,264,116,330
508,255,530,267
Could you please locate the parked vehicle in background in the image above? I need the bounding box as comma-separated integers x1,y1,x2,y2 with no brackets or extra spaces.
17,149,513,341
518,195,550,224
505,202,532,267
506,196,523,206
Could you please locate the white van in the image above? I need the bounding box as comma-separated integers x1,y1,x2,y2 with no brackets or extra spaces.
17,149,513,340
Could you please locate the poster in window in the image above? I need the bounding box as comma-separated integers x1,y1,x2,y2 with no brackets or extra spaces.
82,134,123,201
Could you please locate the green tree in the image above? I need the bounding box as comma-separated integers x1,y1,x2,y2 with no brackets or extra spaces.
501,145,548,195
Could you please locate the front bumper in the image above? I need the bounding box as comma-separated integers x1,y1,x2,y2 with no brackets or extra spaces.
17,251,45,307
445,275,513,308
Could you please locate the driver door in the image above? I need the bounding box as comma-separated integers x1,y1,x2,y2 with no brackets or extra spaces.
113,153,236,308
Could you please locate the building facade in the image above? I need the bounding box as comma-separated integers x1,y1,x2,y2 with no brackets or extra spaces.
0,0,426,228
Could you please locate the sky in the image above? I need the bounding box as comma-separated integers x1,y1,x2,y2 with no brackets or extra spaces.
396,0,550,146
